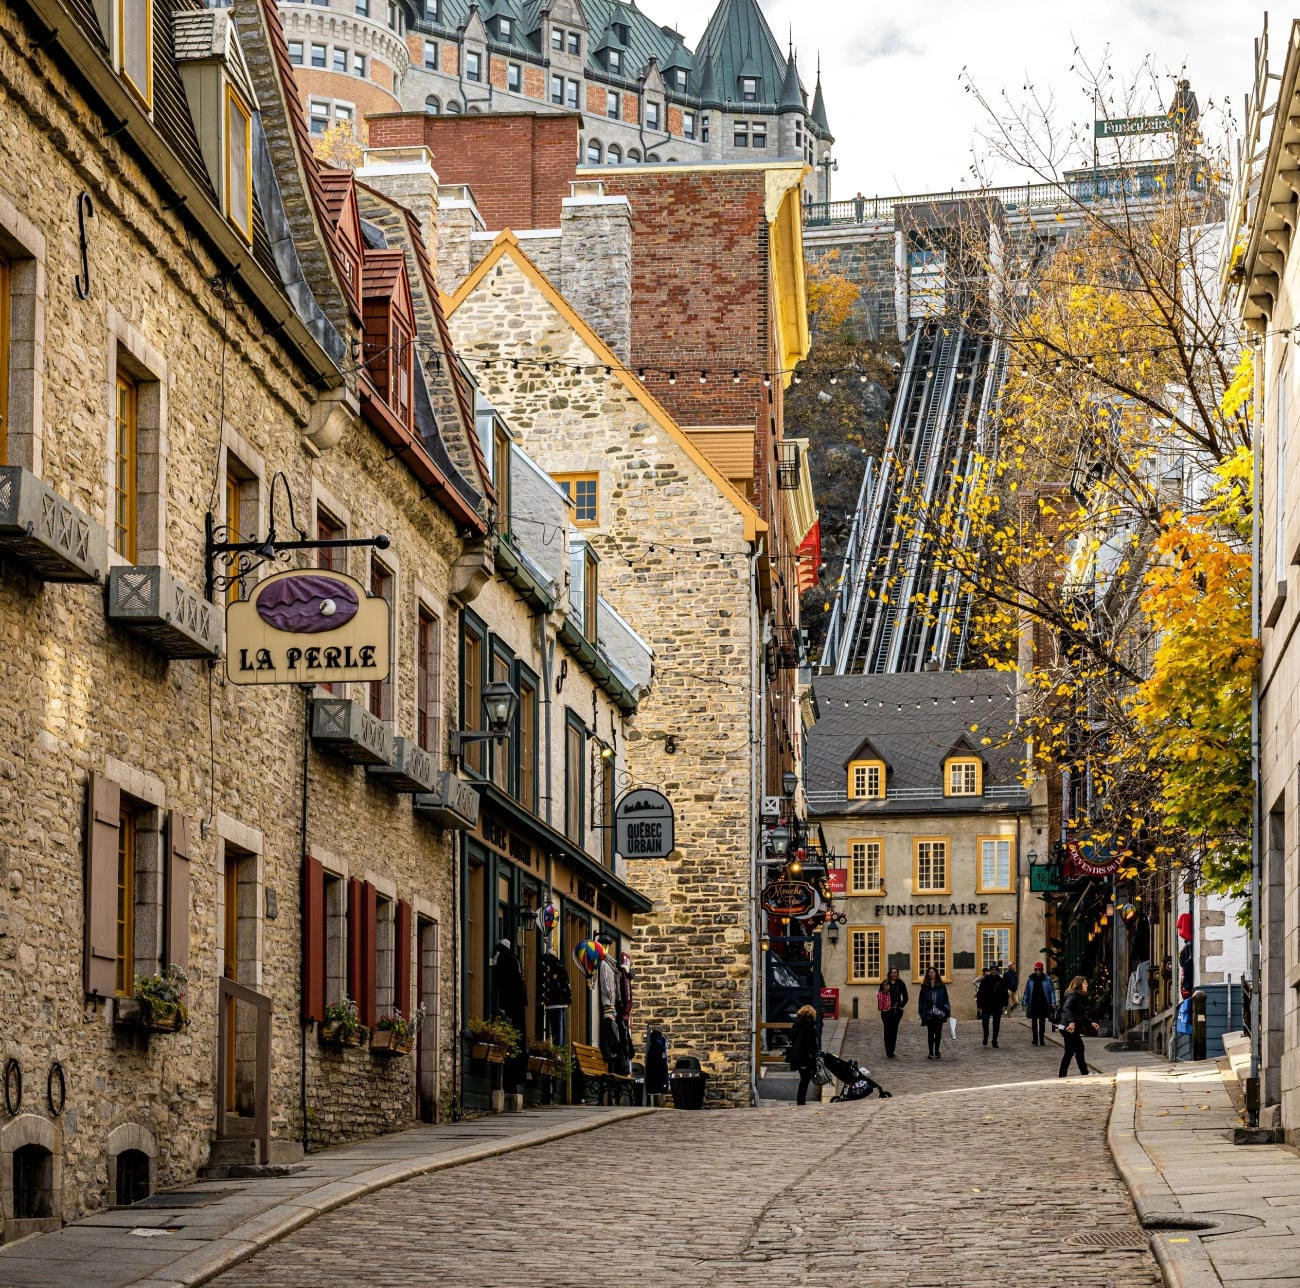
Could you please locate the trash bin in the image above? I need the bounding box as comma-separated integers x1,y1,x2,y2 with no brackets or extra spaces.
670,1057,708,1109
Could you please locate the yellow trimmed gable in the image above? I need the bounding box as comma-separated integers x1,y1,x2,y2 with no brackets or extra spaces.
444,231,766,542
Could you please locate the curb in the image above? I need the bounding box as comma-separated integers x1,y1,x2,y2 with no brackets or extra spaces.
124,1106,656,1288
1107,1067,1224,1288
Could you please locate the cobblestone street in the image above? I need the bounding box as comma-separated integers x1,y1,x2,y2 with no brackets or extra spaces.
212,1019,1159,1288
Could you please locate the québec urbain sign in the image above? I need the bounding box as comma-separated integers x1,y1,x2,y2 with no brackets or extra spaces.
615,789,675,859
226,569,391,686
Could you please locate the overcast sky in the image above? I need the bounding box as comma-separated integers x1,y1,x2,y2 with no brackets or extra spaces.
653,0,1273,197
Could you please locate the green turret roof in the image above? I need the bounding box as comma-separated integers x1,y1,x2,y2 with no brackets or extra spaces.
695,0,787,108
811,68,830,135
778,46,804,112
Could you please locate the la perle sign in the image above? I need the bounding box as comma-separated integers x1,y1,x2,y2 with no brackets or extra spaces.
226,569,391,686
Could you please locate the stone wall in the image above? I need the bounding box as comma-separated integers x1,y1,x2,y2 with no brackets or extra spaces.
447,247,761,1102
804,222,899,343
0,1,469,1226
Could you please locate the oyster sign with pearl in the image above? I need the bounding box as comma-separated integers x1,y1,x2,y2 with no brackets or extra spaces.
225,568,390,686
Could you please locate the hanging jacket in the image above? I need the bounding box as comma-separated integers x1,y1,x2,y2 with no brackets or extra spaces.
598,955,620,1016
540,952,571,1008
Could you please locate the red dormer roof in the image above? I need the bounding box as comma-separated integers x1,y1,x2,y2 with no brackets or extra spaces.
363,249,408,302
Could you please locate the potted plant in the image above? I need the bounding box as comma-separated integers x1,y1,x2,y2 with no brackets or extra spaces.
319,997,368,1048
527,1038,569,1076
115,964,189,1032
371,1006,423,1056
466,1016,521,1064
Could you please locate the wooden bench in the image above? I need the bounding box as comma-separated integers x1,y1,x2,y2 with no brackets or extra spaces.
572,1042,637,1106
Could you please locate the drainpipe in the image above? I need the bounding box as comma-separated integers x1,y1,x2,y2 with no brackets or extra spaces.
1249,342,1263,1125
750,551,763,1107
299,686,312,1153
539,611,554,827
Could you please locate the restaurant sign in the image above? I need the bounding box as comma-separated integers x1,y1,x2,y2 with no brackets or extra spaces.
615,789,675,859
226,569,390,686
761,880,817,918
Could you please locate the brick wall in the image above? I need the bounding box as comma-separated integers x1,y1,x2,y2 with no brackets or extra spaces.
368,111,579,229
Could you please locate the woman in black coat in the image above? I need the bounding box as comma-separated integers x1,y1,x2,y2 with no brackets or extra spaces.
1058,976,1095,1077
876,966,908,1057
786,1004,820,1104
918,966,951,1060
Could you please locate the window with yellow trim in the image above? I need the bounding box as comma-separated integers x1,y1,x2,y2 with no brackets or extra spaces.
225,88,253,242
913,837,948,894
847,759,885,799
945,756,982,796
119,0,153,109
913,924,949,982
847,838,883,894
554,472,599,526
0,248,9,466
977,836,1014,892
847,926,883,983
978,924,1013,973
113,372,138,561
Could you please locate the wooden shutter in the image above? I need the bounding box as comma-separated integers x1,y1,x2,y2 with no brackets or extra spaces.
347,876,364,1009
164,811,192,975
395,899,412,1019
360,881,378,1029
84,772,121,997
303,857,326,1022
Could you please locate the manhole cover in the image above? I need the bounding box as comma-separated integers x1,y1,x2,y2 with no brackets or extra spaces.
130,1188,237,1209
1064,1230,1150,1250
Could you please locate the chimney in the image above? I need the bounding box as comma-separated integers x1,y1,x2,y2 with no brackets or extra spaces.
560,180,632,365
434,184,486,294
356,146,442,275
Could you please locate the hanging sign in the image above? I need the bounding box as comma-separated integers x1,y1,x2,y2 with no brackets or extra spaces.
1094,115,1174,138
827,868,848,895
1064,838,1121,879
615,789,675,859
226,569,391,686
761,880,817,918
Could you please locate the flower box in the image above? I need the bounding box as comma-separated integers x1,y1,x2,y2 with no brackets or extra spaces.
527,1056,556,1076
471,1041,505,1064
371,1029,415,1056
319,1019,368,1048
114,997,185,1033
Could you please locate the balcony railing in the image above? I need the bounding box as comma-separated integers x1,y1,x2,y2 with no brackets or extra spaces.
808,784,1030,808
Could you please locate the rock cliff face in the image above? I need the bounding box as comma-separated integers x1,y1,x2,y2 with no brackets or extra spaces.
785,339,899,666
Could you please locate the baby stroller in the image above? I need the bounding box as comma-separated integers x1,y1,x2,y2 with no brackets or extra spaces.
821,1050,892,1101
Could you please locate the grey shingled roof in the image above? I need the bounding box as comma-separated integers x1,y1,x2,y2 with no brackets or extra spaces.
807,670,1026,806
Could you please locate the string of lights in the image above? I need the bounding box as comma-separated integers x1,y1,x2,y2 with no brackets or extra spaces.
345,323,1282,393
835,691,1016,712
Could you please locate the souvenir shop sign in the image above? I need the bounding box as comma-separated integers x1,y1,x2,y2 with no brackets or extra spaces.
615,789,675,859
1064,838,1121,879
226,569,390,686
762,880,817,918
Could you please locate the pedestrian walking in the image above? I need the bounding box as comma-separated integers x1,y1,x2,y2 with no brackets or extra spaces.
786,1004,820,1104
976,964,1008,1047
1022,962,1056,1045
1058,976,1096,1078
918,966,950,1060
876,966,908,1057
1002,962,1019,1015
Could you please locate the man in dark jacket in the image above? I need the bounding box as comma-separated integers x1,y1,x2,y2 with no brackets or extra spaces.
1022,962,1056,1045
976,965,1009,1047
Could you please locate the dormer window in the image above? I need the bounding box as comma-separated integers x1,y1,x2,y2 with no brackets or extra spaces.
551,26,563,51
945,756,982,796
613,21,629,43
567,31,580,55
645,100,660,130
493,422,511,537
120,0,153,109
497,16,511,40
225,88,252,242
741,76,758,102
847,760,885,800
607,48,621,72
466,51,482,82
674,68,687,91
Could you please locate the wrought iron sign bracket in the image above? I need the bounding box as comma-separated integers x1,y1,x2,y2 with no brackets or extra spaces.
205,511,389,602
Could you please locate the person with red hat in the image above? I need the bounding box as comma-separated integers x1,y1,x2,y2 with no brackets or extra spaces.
1021,962,1057,1046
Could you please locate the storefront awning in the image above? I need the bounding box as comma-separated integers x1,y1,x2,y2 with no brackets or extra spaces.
475,782,654,915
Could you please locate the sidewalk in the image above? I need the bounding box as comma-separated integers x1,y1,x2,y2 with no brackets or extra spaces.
0,1105,651,1288
1109,1057,1300,1288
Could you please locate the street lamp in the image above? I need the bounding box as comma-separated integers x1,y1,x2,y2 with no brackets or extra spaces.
450,679,519,756
826,920,839,945
768,825,791,860
782,770,799,799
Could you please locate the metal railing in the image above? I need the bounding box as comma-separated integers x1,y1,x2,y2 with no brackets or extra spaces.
807,784,1030,808
803,172,1212,228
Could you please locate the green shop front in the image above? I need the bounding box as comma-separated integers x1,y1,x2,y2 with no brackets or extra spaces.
459,784,652,1109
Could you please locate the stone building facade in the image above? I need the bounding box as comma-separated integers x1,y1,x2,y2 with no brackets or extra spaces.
275,0,836,200
440,177,808,1099
808,672,1038,1026
0,0,651,1235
